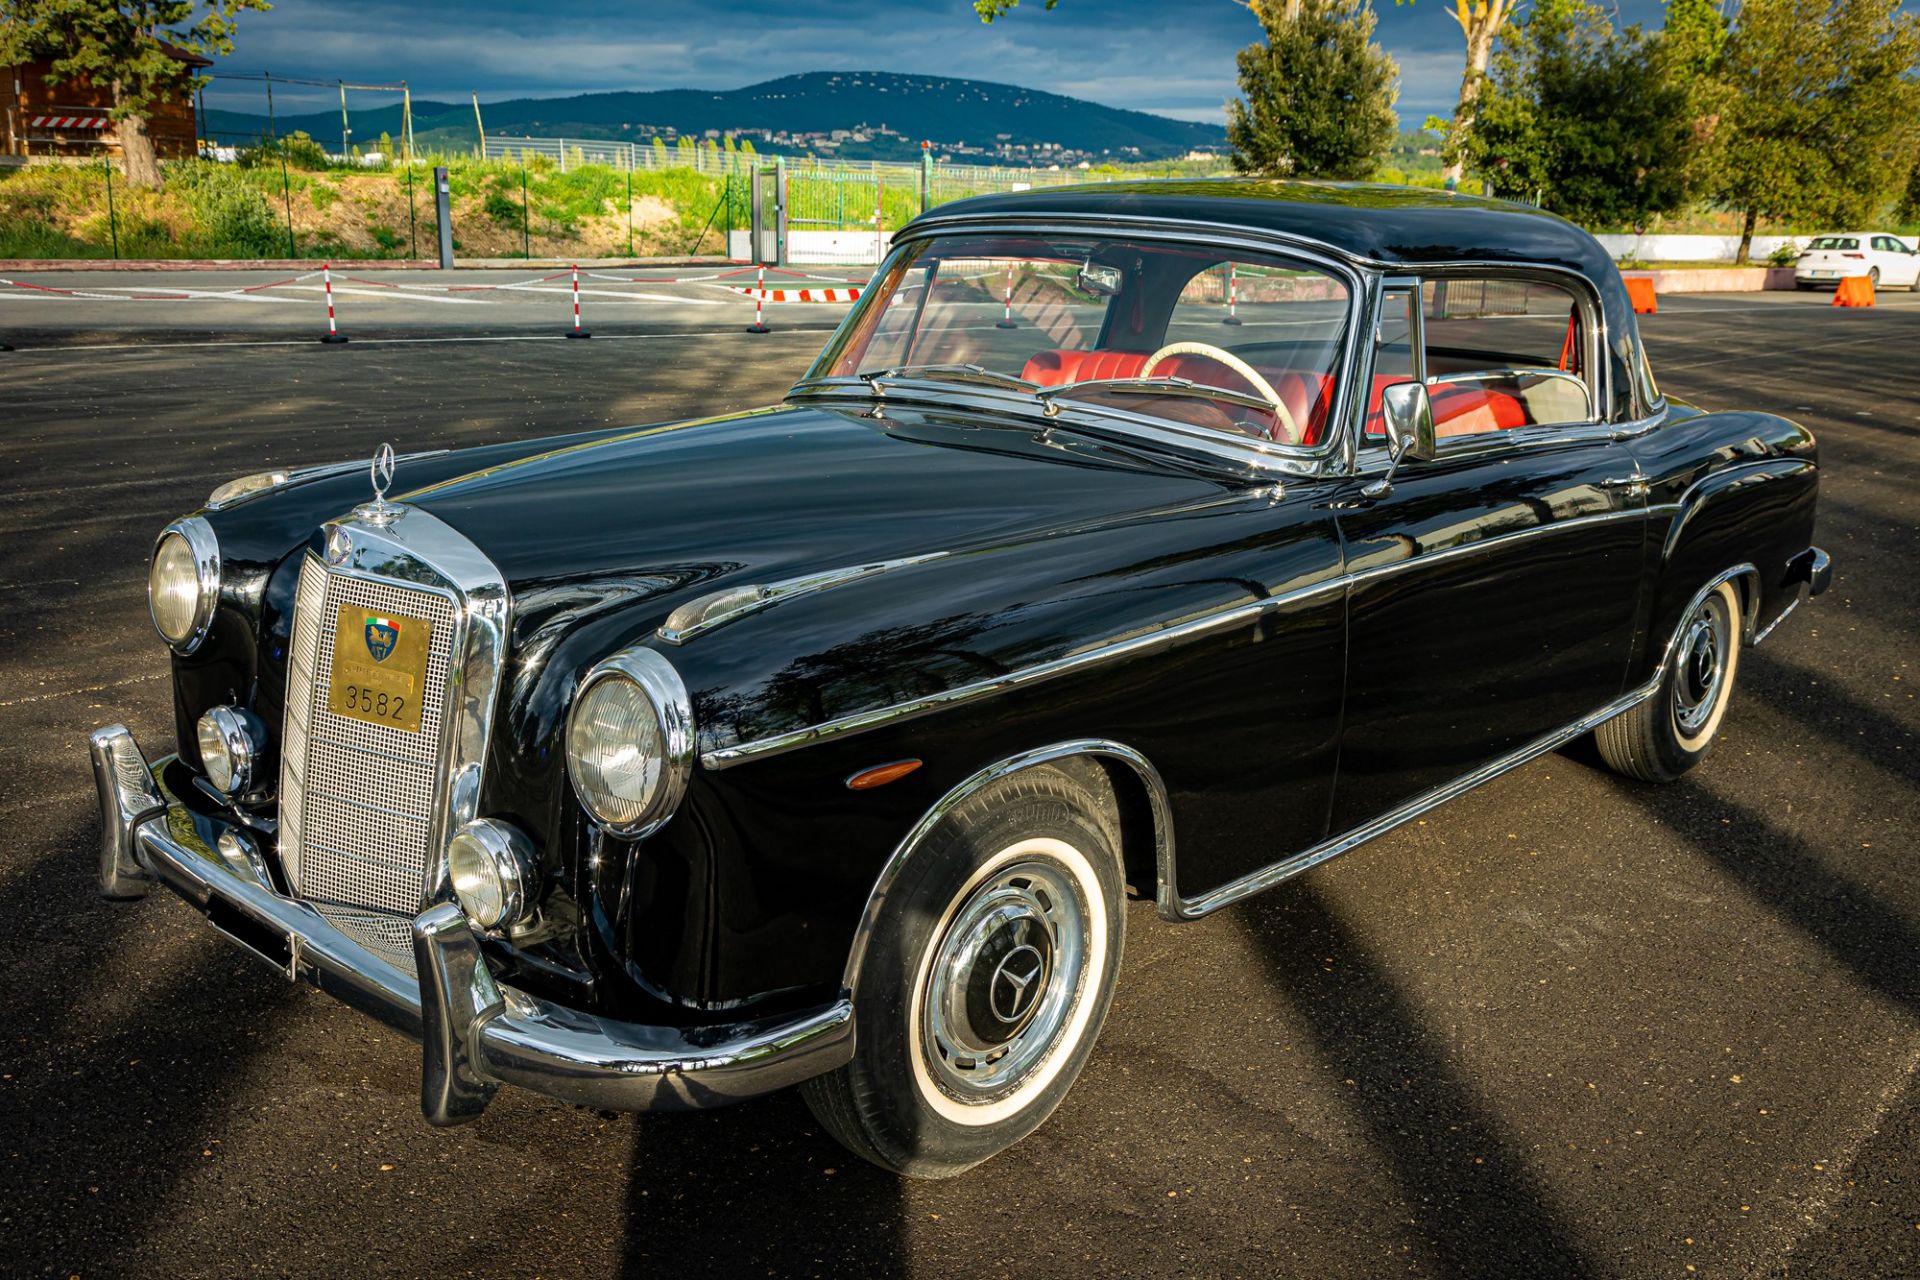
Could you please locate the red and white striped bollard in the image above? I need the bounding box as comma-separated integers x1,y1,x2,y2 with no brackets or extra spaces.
996,262,1016,329
746,263,770,333
566,262,591,338
1223,262,1242,326
319,262,348,344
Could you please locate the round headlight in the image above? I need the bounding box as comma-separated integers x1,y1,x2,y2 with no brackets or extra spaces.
565,648,693,837
447,819,536,929
149,518,220,653
195,705,263,795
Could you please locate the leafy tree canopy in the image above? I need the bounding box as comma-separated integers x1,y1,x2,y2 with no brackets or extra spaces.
1711,0,1920,251
1227,0,1398,180
1461,0,1695,227
0,0,268,118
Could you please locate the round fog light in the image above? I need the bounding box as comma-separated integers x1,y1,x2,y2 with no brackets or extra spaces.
196,706,264,796
447,819,537,929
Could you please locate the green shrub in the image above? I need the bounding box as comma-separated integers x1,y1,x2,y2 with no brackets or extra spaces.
1767,242,1800,267
483,188,521,226
309,182,340,211
183,168,286,256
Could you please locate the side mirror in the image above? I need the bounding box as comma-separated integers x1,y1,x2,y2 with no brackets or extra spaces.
1363,382,1436,499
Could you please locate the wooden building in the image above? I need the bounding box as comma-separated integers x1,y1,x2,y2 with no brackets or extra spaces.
4,43,210,159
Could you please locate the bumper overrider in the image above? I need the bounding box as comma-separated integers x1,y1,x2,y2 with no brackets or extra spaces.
90,725,853,1124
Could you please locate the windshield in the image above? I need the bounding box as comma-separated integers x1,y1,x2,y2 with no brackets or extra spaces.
803,232,1353,448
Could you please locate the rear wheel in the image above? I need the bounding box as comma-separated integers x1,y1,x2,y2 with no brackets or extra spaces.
1595,580,1742,783
802,766,1125,1178
1868,266,1881,287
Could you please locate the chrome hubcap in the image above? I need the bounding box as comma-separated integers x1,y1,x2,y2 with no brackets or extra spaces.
923,860,1086,1100
1673,596,1730,736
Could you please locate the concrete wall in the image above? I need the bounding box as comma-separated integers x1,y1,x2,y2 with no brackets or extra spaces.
1594,233,1802,263
732,228,893,265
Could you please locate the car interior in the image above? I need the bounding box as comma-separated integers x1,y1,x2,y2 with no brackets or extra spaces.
829,235,1597,449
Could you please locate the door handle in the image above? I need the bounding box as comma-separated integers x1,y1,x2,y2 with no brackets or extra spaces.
1598,475,1649,497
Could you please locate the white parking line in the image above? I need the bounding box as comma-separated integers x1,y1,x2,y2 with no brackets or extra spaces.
282,284,491,306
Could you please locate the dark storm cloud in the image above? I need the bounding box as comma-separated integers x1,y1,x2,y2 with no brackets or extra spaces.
203,0,1678,127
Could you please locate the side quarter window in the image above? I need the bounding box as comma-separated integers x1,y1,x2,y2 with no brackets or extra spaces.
1418,276,1596,439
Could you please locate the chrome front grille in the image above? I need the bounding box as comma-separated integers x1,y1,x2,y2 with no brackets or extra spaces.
280,553,460,958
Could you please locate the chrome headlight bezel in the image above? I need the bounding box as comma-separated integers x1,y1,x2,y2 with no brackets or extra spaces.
195,705,264,796
447,818,538,930
564,648,694,839
149,517,221,655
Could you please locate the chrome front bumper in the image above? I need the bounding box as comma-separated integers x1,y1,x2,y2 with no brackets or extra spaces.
89,725,853,1125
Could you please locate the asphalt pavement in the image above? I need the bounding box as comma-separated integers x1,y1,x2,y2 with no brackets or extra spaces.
0,282,1914,1279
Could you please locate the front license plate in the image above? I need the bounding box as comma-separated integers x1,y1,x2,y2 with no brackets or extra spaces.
327,602,433,733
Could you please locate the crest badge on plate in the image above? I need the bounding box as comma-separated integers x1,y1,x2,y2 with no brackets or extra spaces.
364,615,400,663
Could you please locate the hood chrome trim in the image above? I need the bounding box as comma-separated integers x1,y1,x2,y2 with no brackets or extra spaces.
657,552,949,645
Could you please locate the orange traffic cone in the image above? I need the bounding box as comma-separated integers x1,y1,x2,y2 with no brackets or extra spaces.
1624,277,1658,314
1833,275,1875,307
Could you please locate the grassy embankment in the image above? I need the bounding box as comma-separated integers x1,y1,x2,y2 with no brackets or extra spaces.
0,152,746,260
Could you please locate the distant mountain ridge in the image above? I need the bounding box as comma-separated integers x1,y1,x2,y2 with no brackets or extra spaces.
202,70,1228,165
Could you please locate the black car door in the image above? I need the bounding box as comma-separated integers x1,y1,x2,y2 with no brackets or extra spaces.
1325,274,1648,833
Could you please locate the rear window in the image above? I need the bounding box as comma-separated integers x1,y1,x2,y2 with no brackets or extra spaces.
1807,237,1858,250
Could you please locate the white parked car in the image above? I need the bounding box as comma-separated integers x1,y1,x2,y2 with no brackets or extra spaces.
1794,232,1920,290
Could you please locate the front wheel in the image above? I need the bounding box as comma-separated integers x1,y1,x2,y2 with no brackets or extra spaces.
1595,579,1742,782
1868,266,1881,287
801,765,1125,1178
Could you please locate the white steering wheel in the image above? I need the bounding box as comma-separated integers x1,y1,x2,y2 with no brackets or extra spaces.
1139,341,1301,444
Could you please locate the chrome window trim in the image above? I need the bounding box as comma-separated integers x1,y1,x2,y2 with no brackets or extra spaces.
793,217,1369,480
312,506,512,903
564,646,695,839
152,516,221,655
700,506,1661,771
1353,265,1615,461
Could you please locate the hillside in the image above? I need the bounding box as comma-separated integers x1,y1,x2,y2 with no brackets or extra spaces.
203,71,1228,165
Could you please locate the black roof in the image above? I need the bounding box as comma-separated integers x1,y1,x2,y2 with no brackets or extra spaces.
909,178,1615,280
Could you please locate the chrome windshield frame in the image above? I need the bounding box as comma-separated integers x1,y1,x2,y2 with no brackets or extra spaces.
788,214,1370,482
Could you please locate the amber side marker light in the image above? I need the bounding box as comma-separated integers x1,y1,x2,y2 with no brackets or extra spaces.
846,759,923,791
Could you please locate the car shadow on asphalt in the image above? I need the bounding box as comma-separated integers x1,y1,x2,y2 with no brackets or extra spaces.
1237,882,1605,1280
616,1088,908,1277
1606,775,1918,1018
0,809,293,1279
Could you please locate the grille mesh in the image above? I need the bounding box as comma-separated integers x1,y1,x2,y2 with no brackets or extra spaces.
279,554,458,961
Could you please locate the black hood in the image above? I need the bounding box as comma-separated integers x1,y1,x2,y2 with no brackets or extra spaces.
404,402,1225,635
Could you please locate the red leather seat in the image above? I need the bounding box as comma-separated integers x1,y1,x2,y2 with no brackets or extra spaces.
1364,378,1528,438
1021,348,1337,445
1021,349,1150,386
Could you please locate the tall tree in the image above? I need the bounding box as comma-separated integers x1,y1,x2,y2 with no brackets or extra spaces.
1227,0,1398,179
1712,0,1920,262
0,0,269,189
1461,0,1695,226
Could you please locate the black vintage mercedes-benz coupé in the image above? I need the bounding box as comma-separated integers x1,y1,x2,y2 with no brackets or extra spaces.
93,181,1831,1177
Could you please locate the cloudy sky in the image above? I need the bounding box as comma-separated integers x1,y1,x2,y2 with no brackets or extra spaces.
201,0,1677,130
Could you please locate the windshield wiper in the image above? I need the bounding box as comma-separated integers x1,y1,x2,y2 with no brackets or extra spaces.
856,363,1041,395
1038,375,1280,418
